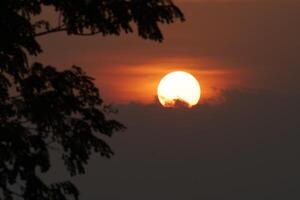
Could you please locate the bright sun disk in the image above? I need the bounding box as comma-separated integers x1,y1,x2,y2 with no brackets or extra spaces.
157,71,201,108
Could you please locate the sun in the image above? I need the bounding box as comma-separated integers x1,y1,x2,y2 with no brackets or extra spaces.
157,71,201,108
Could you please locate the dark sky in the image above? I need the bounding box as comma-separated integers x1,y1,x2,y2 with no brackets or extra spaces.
45,90,300,199
39,0,300,199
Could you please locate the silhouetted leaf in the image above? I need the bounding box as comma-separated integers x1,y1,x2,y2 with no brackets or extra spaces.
0,0,183,199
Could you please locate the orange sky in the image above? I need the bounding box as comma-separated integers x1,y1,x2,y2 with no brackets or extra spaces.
82,56,241,104
36,0,300,104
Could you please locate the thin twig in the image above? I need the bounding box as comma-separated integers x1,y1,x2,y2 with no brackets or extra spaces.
34,27,67,37
34,26,102,37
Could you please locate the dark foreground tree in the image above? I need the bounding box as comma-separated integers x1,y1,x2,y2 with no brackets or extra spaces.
0,1,184,199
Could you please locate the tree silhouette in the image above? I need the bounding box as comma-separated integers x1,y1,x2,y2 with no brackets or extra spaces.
0,0,184,199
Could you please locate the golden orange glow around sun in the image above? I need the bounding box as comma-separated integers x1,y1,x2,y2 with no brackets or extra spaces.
157,71,201,108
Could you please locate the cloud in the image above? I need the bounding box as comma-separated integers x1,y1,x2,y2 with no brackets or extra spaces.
56,89,300,200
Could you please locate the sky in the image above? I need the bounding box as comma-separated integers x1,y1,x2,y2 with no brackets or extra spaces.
38,0,300,199
37,0,300,104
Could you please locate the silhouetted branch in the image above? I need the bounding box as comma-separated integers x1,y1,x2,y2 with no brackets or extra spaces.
34,26,67,37
34,28,103,37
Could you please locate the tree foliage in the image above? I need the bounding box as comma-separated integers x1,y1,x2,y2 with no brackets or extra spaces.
0,0,184,199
